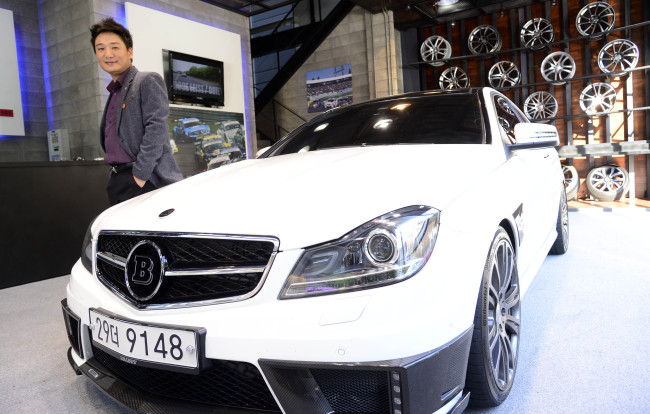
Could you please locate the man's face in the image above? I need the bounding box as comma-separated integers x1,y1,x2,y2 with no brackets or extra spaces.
94,32,133,80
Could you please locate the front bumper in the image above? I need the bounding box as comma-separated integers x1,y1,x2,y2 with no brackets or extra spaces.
63,299,472,414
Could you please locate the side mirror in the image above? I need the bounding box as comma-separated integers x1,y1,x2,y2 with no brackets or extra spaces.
512,123,559,149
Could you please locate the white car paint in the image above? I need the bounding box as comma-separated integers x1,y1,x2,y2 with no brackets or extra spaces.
63,88,565,414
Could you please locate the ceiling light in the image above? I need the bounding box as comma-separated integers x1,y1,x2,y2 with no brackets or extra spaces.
437,0,459,6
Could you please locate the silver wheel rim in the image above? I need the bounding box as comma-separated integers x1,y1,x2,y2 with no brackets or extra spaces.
576,2,615,39
524,91,558,119
487,237,520,391
589,165,627,193
563,165,577,190
541,52,576,85
439,67,470,89
489,61,521,88
598,39,639,74
521,18,554,50
420,35,452,67
560,189,569,247
580,83,616,114
468,25,502,55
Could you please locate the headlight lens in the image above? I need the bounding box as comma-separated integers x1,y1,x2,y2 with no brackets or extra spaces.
80,217,96,273
279,205,440,299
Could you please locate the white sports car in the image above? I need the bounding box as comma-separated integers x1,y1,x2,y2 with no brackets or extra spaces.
62,88,569,414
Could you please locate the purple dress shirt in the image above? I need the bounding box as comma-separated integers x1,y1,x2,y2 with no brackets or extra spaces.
104,67,135,165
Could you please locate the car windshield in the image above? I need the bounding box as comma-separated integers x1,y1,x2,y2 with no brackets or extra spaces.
267,93,485,156
184,120,200,128
225,124,239,130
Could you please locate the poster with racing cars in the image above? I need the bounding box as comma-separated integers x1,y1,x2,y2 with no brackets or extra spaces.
167,106,246,177
307,64,352,113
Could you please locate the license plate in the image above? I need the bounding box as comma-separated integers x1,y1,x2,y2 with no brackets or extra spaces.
89,309,200,371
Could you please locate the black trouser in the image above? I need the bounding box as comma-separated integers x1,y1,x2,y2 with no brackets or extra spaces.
106,166,157,206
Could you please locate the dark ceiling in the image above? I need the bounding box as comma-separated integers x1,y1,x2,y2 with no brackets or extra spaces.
201,0,546,30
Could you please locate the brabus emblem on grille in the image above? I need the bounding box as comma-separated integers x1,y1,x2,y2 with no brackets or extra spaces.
132,255,154,285
125,241,167,301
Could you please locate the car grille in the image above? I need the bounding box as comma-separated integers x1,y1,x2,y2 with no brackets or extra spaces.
91,345,281,412
310,369,390,413
96,232,278,309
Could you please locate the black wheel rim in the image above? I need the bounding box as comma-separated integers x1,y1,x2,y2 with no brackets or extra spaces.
488,238,520,391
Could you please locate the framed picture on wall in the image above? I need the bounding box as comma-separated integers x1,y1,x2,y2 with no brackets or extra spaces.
306,64,352,113
168,106,246,177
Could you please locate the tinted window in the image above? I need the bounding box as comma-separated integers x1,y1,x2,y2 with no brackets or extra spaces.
268,93,485,156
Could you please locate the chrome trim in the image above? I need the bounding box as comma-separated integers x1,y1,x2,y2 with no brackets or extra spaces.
95,231,280,311
97,251,126,269
166,266,266,277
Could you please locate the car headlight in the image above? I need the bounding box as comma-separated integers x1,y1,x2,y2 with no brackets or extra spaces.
80,217,96,273
279,205,440,299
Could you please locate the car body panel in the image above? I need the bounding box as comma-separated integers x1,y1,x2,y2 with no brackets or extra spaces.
64,88,565,414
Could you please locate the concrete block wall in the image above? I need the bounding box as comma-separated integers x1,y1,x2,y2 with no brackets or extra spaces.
0,0,49,161
0,0,253,162
264,6,404,138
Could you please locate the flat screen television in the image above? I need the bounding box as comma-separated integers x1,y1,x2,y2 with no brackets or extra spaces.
163,50,224,107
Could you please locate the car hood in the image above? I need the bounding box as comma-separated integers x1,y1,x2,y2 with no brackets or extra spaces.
97,145,502,250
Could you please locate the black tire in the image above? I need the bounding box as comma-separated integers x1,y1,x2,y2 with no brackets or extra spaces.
586,164,630,201
466,227,521,407
562,165,579,201
550,184,569,255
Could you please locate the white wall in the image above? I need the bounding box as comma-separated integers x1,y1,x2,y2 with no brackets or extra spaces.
124,3,247,142
0,8,25,136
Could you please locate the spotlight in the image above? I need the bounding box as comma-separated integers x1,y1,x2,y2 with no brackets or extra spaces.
436,0,459,5
451,19,456,28
552,0,557,5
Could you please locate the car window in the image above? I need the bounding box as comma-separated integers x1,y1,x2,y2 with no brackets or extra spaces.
493,95,525,144
267,93,485,156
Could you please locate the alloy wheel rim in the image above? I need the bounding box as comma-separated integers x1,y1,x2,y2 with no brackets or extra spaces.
560,191,569,247
598,39,639,74
590,166,626,192
487,238,520,391
576,2,615,39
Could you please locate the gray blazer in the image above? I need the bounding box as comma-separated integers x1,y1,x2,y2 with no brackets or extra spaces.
100,66,183,188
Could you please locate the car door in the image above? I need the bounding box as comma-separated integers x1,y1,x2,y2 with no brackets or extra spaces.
492,94,554,273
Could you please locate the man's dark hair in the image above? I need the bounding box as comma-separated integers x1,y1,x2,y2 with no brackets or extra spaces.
89,18,133,51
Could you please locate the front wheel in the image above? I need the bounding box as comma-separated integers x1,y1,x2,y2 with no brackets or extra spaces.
466,227,521,407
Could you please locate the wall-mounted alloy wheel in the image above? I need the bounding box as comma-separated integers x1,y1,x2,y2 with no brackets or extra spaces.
550,184,570,255
586,164,630,201
488,61,521,89
540,52,576,85
468,25,502,55
466,227,520,407
420,35,452,67
524,91,558,120
439,67,470,89
597,39,639,75
576,2,615,39
579,83,616,115
562,165,580,201
520,18,554,50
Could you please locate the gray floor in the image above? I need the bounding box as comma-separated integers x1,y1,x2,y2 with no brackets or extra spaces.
1,209,649,414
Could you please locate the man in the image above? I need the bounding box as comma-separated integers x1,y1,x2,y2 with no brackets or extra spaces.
90,18,183,205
